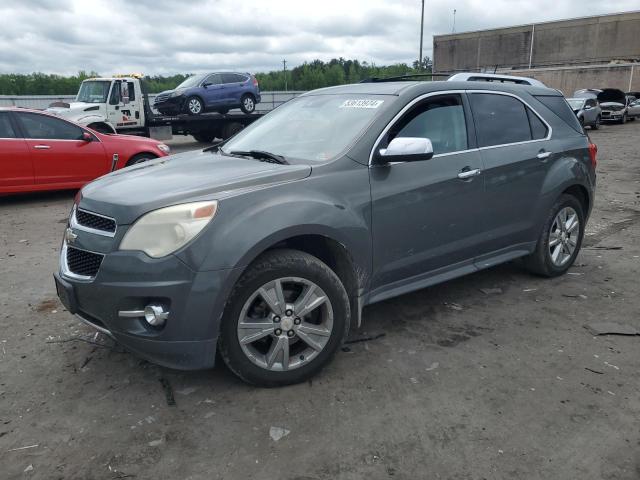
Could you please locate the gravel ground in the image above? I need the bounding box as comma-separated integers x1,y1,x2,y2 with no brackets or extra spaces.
1,124,639,479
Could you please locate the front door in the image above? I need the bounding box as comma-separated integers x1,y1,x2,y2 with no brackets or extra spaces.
0,112,33,191
16,112,108,186
200,74,224,108
107,81,141,129
369,93,487,296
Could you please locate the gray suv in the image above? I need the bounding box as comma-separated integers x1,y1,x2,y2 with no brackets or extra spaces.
54,81,597,386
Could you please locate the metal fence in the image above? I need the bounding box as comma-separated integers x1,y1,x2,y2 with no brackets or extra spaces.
0,91,304,112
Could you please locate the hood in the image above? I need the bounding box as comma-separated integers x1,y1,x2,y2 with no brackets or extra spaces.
599,102,625,109
596,89,626,105
47,102,102,118
79,150,312,224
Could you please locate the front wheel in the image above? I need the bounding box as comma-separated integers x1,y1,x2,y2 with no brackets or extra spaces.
591,115,601,130
620,113,627,124
126,153,157,166
218,249,350,387
523,194,585,277
185,96,204,115
240,94,256,114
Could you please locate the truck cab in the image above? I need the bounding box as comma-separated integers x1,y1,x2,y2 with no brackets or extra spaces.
47,74,147,134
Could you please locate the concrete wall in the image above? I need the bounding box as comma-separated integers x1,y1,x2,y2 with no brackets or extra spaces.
502,64,639,97
433,11,640,72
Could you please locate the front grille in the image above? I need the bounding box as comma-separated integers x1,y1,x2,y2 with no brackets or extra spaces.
75,209,116,234
66,247,104,278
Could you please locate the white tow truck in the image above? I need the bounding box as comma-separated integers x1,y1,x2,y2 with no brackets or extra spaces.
46,74,267,141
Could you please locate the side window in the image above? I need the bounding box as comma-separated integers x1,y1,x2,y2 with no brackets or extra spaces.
470,93,532,147
109,83,120,105
527,108,548,140
222,73,241,84
127,82,136,101
18,113,83,140
388,94,468,155
0,113,17,138
204,74,221,85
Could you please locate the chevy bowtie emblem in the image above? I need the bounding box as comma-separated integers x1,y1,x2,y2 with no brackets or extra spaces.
65,228,78,244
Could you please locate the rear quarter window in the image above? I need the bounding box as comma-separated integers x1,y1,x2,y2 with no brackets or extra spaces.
534,95,583,133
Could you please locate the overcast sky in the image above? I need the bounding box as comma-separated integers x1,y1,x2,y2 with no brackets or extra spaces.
0,0,637,76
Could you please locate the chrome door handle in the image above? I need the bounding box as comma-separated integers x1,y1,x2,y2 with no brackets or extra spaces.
34,145,50,150
537,151,552,159
457,168,481,179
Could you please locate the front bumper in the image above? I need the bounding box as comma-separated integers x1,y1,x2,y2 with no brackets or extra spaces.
54,246,241,370
153,96,185,114
601,111,624,121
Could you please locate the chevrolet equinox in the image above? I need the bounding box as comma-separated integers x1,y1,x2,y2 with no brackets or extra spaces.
55,80,597,386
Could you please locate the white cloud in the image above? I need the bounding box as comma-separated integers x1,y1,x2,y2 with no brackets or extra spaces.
0,0,636,75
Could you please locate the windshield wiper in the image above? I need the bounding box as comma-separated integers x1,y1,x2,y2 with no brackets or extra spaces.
228,150,289,165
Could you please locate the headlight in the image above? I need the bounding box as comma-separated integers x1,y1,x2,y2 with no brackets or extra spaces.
169,90,184,98
120,201,218,258
157,144,170,154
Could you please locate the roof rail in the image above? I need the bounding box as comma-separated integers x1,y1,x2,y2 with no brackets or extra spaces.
359,73,451,83
447,72,546,87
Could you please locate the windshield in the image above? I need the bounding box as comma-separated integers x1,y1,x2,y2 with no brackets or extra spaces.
76,81,111,103
176,74,207,89
222,94,389,162
567,99,585,109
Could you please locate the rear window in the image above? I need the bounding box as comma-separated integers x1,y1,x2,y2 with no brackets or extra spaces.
534,95,583,133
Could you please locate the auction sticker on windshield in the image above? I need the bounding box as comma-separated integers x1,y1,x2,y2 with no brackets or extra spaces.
340,99,384,109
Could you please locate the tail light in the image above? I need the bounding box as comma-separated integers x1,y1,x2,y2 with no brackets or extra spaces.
252,76,258,87
588,142,597,169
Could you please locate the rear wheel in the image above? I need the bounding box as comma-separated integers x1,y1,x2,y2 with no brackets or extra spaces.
185,96,204,115
218,249,350,387
126,153,157,166
221,122,244,139
240,94,256,114
523,194,585,277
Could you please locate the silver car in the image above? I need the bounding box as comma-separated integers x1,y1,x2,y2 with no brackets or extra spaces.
567,97,601,130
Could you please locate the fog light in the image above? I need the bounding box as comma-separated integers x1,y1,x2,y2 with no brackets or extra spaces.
144,305,169,326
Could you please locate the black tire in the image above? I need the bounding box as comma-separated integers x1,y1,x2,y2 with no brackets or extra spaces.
221,122,244,139
240,94,256,114
218,249,350,387
591,115,601,130
620,113,627,124
126,153,157,166
185,96,204,115
523,194,585,277
192,132,215,143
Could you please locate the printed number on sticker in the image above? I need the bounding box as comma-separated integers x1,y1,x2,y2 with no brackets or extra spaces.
340,99,384,109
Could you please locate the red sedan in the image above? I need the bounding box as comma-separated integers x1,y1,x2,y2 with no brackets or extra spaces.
0,108,170,194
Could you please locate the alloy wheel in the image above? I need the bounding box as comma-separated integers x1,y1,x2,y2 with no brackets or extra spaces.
237,277,333,372
188,98,202,114
548,206,580,266
243,97,254,112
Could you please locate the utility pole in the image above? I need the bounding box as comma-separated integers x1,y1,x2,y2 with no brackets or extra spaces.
419,0,425,70
452,9,456,34
282,59,288,92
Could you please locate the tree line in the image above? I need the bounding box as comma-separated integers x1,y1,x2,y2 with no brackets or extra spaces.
0,57,432,95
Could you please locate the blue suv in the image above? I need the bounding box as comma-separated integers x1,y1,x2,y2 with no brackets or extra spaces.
153,72,261,116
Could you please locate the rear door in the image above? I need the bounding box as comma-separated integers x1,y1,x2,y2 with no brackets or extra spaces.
221,73,245,105
468,92,551,255
16,112,108,186
0,111,33,191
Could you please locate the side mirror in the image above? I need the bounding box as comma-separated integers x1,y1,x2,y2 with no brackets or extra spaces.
584,104,591,110
120,82,129,104
81,131,94,142
375,137,434,164
202,82,212,88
